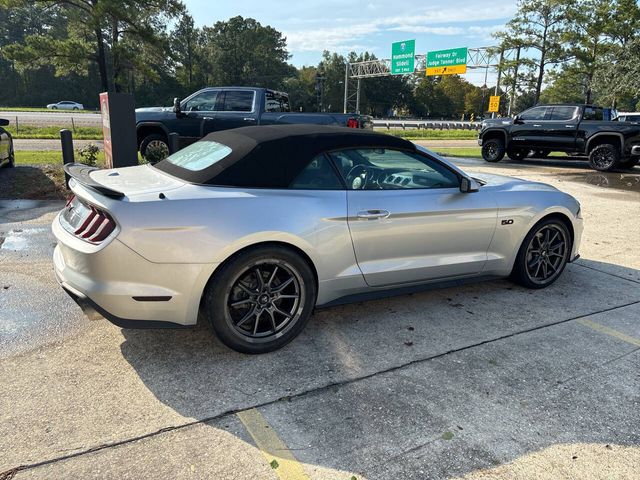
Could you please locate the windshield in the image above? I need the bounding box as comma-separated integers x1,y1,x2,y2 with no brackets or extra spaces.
163,140,232,171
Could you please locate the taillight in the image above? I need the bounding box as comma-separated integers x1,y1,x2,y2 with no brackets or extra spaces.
347,118,359,128
60,197,116,244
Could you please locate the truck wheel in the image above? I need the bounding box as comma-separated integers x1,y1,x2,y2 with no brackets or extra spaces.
618,157,639,170
507,148,528,161
482,138,505,163
140,133,169,163
588,144,620,171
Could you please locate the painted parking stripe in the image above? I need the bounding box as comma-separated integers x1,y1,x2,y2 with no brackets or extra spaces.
578,319,640,347
236,408,309,480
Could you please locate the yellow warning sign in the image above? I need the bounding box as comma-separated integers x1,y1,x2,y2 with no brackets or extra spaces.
488,95,501,113
426,64,467,76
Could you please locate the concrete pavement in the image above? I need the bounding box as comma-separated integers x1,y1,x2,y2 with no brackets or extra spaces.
1,158,639,479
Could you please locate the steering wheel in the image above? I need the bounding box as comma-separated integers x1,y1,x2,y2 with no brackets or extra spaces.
345,164,370,190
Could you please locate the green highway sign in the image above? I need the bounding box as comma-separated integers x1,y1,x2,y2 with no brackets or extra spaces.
426,47,468,76
391,40,415,75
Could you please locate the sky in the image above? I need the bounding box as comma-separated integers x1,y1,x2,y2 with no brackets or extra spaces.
184,0,519,85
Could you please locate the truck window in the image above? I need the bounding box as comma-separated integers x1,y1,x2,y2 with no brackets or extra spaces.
520,106,548,121
221,91,254,112
183,90,219,112
583,107,603,121
265,91,291,113
549,106,578,121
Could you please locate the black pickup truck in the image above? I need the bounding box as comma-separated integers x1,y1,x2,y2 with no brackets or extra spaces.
135,87,373,159
478,104,640,171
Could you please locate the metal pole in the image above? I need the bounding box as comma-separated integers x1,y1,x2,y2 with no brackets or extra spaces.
168,132,180,154
492,49,505,118
355,78,361,114
60,129,74,189
343,62,349,113
508,47,521,117
480,64,489,118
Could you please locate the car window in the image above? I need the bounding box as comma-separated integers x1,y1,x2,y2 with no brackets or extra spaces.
519,106,548,121
221,91,254,112
583,107,603,121
265,91,290,113
183,91,219,112
288,155,343,190
328,148,459,190
164,139,232,171
549,106,578,121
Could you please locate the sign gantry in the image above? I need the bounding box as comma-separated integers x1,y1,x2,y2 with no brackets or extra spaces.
343,46,515,114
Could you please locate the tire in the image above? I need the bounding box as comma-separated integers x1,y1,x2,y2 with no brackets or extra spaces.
507,148,528,161
510,218,572,289
73,107,79,110
139,133,169,163
202,245,317,354
482,138,505,163
8,146,14,168
588,143,620,171
618,156,639,170
51,106,57,110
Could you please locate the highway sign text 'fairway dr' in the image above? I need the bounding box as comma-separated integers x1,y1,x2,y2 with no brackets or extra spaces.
426,47,468,76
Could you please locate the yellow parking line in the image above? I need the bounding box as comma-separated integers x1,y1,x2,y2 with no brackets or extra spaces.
578,319,640,347
236,408,310,480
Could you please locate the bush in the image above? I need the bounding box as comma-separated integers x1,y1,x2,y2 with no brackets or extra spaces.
144,142,169,164
77,143,100,167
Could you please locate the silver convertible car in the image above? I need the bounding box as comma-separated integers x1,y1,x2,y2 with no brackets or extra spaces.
53,125,583,353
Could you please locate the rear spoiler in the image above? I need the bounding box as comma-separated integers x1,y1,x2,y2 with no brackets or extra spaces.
63,163,125,199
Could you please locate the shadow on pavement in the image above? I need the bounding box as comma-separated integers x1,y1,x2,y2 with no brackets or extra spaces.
110,259,640,478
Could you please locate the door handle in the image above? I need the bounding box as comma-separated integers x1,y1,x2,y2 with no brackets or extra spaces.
357,209,390,219
565,125,575,128
533,124,542,127
243,117,257,122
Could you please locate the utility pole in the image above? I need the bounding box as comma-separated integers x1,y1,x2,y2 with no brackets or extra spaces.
343,63,349,114
492,49,504,118
508,46,521,117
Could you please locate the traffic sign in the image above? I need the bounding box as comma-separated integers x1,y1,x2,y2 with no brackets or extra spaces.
488,95,501,113
391,40,415,75
426,47,468,76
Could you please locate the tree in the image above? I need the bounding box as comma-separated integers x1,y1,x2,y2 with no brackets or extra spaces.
171,13,203,93
1,0,183,92
496,0,571,103
200,16,293,88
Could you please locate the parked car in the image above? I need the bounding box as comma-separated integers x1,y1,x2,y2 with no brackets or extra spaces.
54,125,582,354
135,87,373,160
479,104,640,171
46,101,84,110
0,118,15,168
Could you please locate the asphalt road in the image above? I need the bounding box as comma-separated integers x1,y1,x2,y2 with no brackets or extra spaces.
2,110,101,127
1,158,639,479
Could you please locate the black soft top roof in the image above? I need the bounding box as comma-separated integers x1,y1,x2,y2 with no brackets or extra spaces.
155,124,416,186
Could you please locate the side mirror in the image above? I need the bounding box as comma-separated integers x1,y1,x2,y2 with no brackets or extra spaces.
513,115,524,124
460,177,480,193
0,118,9,127
173,97,182,116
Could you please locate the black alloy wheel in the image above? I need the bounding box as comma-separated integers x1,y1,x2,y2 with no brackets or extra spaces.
482,138,505,163
227,262,302,339
511,219,571,289
524,224,569,286
203,245,316,354
588,143,620,171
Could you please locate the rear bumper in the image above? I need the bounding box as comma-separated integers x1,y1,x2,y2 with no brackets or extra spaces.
52,213,217,327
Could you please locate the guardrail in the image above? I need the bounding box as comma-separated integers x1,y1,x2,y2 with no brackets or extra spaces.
373,119,482,131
